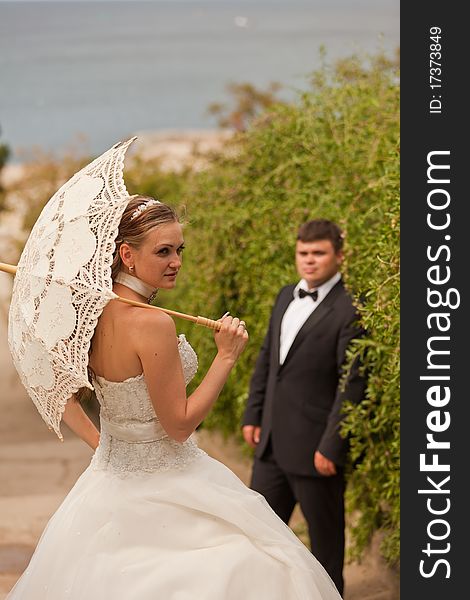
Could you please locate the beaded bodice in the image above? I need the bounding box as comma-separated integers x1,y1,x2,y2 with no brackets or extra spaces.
90,334,206,475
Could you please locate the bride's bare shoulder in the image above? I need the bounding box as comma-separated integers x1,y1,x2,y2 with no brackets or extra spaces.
99,301,177,347
131,305,177,341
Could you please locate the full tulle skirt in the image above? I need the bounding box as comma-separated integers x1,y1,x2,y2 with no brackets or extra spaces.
7,454,341,599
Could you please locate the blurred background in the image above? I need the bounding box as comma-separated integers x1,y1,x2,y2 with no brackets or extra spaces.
0,1,400,598
0,0,398,160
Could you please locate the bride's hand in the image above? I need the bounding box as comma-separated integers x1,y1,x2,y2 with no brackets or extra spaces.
214,315,249,363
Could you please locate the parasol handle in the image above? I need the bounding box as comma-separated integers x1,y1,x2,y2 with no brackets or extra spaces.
0,262,17,275
0,262,222,331
115,297,222,331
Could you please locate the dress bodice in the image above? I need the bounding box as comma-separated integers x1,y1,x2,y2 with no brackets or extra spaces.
90,334,205,475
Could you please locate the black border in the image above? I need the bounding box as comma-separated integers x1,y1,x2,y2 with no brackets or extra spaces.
401,2,467,596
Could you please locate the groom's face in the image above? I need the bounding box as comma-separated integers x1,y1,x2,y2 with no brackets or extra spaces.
295,239,343,289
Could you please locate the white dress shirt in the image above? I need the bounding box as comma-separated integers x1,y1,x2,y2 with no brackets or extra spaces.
279,272,341,365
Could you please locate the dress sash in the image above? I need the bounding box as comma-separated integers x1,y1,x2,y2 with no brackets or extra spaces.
100,416,168,444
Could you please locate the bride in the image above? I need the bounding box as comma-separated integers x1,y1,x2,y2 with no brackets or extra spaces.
7,196,342,599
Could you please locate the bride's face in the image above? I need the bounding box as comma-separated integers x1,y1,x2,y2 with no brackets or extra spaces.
132,221,185,290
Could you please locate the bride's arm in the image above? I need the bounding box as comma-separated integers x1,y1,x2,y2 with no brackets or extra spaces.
62,397,100,450
136,311,247,443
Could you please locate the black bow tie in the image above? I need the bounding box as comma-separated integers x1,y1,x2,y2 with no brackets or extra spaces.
298,288,318,301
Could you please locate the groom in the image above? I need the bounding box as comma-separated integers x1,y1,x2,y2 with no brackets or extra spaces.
242,219,366,595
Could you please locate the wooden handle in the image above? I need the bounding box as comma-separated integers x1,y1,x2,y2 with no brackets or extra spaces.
195,316,222,331
0,262,17,276
0,261,223,331
115,297,222,331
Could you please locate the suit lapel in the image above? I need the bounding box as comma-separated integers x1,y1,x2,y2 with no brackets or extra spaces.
272,286,295,369
279,281,344,370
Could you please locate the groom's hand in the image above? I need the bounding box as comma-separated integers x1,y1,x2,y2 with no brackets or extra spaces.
314,451,337,476
242,425,261,448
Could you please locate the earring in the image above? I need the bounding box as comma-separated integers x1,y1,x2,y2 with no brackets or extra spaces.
129,265,134,273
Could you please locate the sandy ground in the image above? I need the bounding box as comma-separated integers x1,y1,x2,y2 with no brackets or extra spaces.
132,129,234,172
0,130,398,598
1,129,233,183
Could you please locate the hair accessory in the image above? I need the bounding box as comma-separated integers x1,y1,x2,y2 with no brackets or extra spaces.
130,198,162,221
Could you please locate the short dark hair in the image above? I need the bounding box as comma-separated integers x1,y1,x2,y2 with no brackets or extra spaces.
296,219,344,253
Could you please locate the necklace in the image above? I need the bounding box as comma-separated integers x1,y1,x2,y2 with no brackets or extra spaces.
114,272,158,304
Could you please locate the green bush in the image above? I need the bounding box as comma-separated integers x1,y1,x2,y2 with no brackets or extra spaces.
137,53,399,563
10,51,399,563
0,126,11,212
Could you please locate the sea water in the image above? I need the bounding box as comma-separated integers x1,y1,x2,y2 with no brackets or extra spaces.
0,0,399,160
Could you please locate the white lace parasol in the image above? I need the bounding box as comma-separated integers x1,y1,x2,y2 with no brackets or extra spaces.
8,137,136,439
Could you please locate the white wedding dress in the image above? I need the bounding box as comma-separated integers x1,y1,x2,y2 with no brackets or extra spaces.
8,335,341,600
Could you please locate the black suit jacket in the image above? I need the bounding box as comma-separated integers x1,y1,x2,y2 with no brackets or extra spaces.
242,280,365,477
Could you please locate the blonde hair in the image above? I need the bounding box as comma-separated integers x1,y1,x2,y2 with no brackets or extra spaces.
111,195,179,280
75,195,179,404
